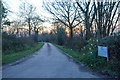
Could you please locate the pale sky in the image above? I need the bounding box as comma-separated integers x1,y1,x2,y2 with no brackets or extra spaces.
2,0,54,27
2,0,52,20
2,0,73,21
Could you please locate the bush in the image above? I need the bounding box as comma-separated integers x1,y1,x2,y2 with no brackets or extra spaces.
72,36,87,51
56,26,66,45
2,32,36,54
84,35,120,77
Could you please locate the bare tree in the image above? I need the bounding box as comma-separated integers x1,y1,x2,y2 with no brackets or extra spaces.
43,0,82,39
76,0,96,40
94,1,120,38
31,15,44,32
19,2,36,36
31,15,44,42
76,0,120,39
11,20,21,35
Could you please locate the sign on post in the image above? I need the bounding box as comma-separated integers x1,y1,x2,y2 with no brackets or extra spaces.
98,46,109,61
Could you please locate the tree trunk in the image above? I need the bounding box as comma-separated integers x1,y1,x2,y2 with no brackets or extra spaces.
85,16,90,40
98,2,102,38
69,25,73,48
80,26,83,38
16,28,19,36
28,18,31,36
70,25,73,39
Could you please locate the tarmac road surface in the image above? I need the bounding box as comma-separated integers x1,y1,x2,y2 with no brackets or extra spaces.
2,43,106,78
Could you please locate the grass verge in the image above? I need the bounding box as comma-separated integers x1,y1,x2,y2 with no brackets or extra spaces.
53,44,80,59
2,42,44,64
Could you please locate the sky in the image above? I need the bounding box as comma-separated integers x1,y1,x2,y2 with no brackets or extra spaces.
2,0,74,21
3,0,49,19
2,0,53,27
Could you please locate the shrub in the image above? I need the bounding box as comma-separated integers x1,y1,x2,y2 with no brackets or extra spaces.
2,32,36,54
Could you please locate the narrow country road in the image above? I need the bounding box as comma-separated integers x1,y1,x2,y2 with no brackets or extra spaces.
2,43,106,78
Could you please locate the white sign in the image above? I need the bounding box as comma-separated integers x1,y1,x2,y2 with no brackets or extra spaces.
98,46,108,57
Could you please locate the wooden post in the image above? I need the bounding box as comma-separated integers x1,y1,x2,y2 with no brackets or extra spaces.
107,47,109,62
